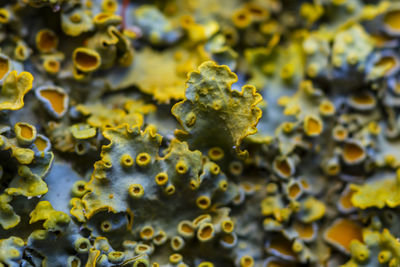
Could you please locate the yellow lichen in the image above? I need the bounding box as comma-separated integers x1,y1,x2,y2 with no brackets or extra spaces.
351,174,400,209
196,196,211,210
29,201,70,231
73,47,101,72
136,152,151,167
303,115,323,136
173,61,262,157
197,223,214,242
384,9,400,31
324,219,363,253
39,88,67,115
342,141,365,164
36,29,58,53
129,184,144,198
155,172,168,186
14,122,36,145
0,71,33,111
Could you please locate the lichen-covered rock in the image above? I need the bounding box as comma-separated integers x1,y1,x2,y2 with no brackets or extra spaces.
0,1,399,266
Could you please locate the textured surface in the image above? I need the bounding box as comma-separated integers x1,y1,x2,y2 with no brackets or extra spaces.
0,1,400,267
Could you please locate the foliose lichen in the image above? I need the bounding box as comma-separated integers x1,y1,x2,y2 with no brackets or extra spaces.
0,1,400,267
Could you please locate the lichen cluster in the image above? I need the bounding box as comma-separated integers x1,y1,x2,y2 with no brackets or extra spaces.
1,0,400,266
